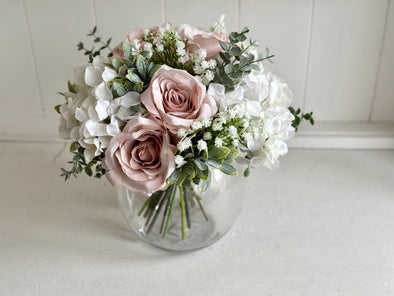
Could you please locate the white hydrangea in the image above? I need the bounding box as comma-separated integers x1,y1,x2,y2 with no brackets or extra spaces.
207,62,295,170
57,56,141,163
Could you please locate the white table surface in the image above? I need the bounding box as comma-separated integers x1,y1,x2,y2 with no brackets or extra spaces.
1,142,393,295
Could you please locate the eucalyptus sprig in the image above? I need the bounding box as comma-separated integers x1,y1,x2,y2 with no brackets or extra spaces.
77,26,113,63
289,107,315,131
214,27,275,91
60,144,105,180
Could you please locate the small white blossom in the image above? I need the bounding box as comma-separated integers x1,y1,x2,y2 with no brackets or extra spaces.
203,132,212,140
205,70,214,81
197,139,207,151
156,44,164,52
212,120,222,131
215,137,223,147
174,155,187,168
228,125,238,137
177,128,187,137
192,121,203,130
177,138,192,152
178,55,189,64
202,119,211,128
193,65,204,75
144,43,153,52
176,47,186,56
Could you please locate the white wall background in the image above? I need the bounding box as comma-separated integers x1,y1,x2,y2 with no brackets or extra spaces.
0,0,393,147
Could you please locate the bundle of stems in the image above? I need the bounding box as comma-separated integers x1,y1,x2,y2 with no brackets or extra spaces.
138,184,208,239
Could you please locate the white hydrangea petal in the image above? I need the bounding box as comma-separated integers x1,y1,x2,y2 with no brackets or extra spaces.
245,101,262,117
70,126,80,142
102,67,117,82
85,120,108,137
83,145,96,163
207,83,225,96
75,107,88,122
247,137,264,151
95,100,110,121
119,91,141,107
73,65,86,85
115,106,133,121
95,82,113,101
87,106,99,122
85,65,102,87
106,117,121,136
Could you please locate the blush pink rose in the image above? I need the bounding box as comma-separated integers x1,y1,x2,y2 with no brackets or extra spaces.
179,24,228,60
102,116,176,195
112,26,159,57
140,65,218,133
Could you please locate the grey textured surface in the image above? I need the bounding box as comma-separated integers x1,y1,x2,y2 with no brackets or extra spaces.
1,142,393,295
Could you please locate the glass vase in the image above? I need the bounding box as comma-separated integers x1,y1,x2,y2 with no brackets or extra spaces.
116,166,245,251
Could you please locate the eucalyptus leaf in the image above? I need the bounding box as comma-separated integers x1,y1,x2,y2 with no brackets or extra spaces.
123,41,133,60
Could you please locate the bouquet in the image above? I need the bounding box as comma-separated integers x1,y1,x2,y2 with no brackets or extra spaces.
56,17,314,239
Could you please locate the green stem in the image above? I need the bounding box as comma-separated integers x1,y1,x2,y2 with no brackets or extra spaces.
146,189,169,234
179,185,186,239
160,185,174,234
183,186,191,228
138,195,153,216
193,189,209,221
162,185,178,239
145,191,164,226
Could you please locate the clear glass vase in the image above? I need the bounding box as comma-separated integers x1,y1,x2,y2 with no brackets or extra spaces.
116,166,245,251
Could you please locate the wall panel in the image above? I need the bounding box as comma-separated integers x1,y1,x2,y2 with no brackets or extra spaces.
24,0,93,115
241,0,313,108
372,0,394,122
304,0,387,121
0,0,41,116
94,0,164,47
165,0,238,33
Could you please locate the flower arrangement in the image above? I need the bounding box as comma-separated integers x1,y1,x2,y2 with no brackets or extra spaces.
56,17,314,239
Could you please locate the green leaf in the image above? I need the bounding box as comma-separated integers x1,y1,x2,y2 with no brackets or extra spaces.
219,51,231,64
67,81,76,93
206,159,222,170
112,81,128,96
94,37,101,43
149,64,161,79
85,166,93,176
77,42,84,50
126,72,142,84
224,148,240,162
243,167,250,177
123,41,133,60
183,164,195,181
111,57,123,70
209,146,231,160
193,159,208,171
69,142,78,152
54,105,61,114
136,55,149,80
219,40,228,50
228,46,241,56
166,169,180,186
224,63,234,75
198,168,211,192
220,163,238,176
